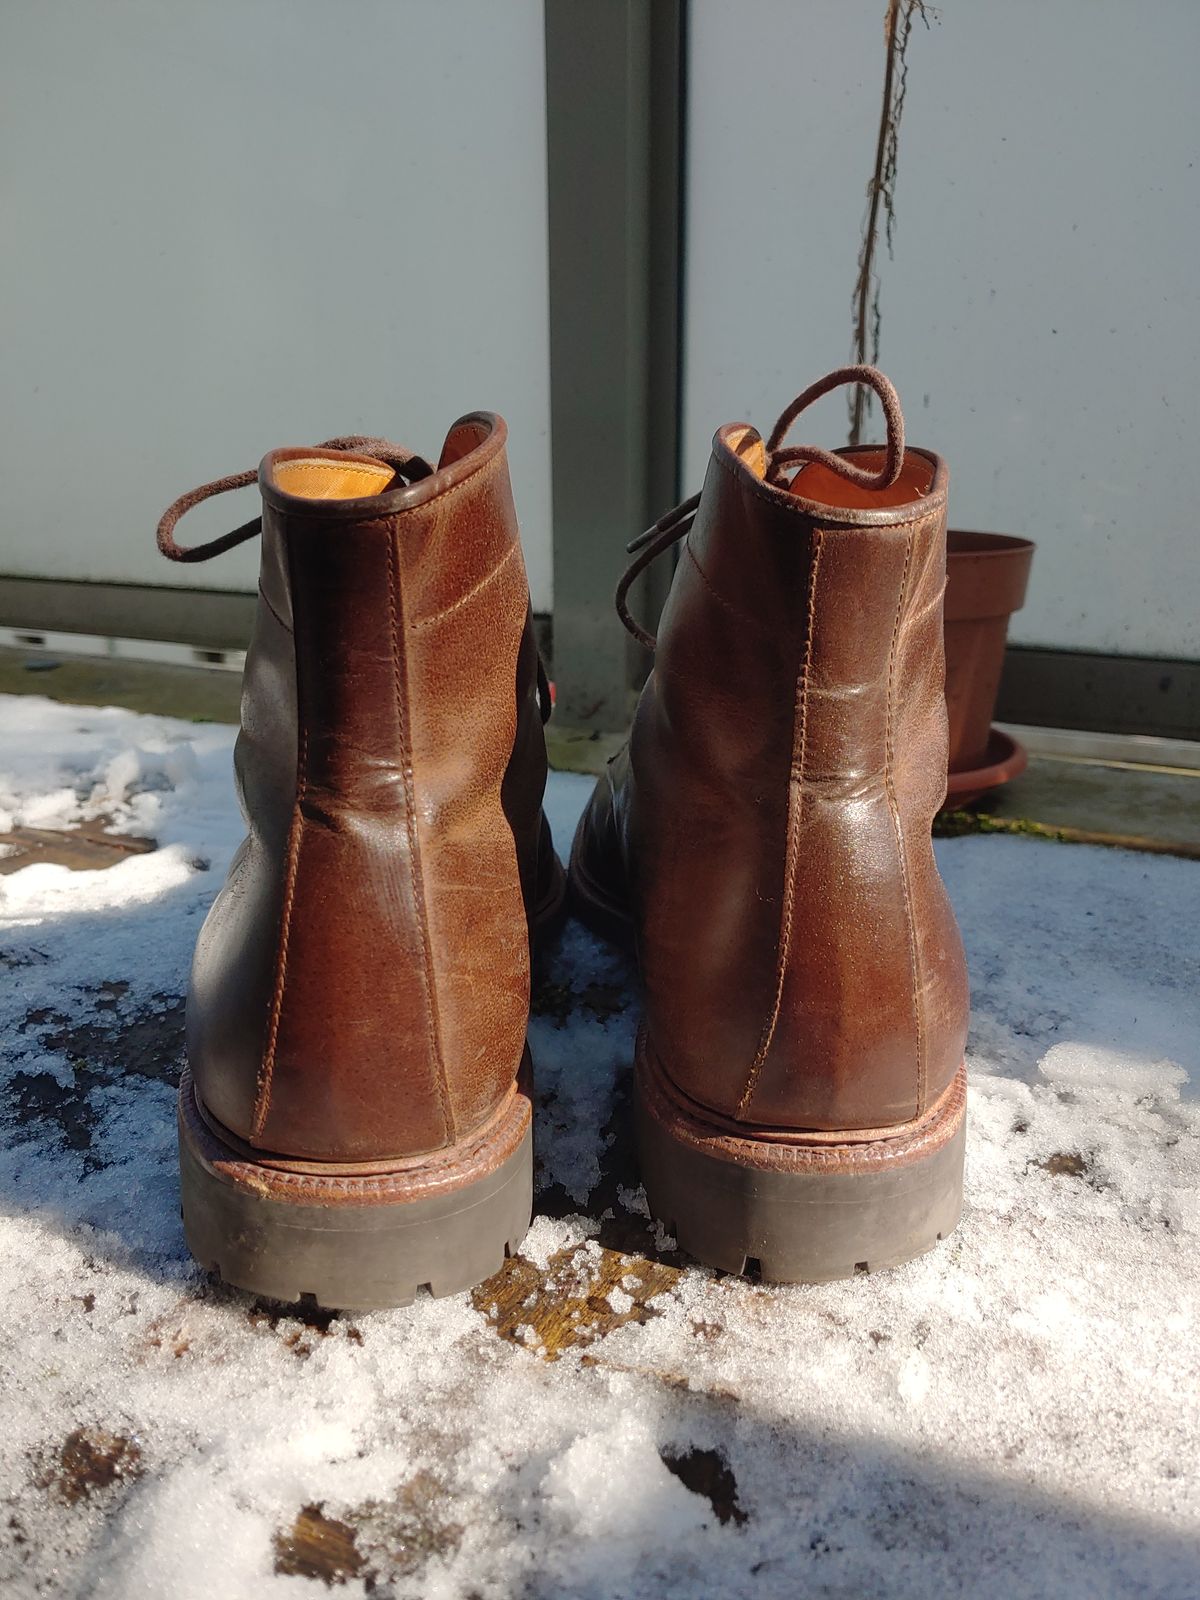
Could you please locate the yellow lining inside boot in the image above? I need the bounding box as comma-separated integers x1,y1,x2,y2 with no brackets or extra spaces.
271,457,395,501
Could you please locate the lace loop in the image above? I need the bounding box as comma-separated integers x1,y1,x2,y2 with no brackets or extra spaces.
615,366,907,650
616,493,701,652
156,438,434,564
765,365,904,490
158,435,557,725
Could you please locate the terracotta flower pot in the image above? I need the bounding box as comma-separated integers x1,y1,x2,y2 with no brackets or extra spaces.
943,530,1035,804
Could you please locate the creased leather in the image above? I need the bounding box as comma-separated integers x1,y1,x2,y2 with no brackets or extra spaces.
573,433,969,1134
186,416,554,1162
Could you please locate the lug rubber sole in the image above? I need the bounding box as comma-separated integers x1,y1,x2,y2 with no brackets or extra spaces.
635,1035,966,1283
178,1064,532,1311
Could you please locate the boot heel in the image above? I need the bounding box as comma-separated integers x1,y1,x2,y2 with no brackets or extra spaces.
635,1038,965,1283
178,1065,532,1312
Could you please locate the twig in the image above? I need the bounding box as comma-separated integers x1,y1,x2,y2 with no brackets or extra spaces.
849,1,933,443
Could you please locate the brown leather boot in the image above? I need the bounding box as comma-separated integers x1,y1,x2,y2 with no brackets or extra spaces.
570,367,969,1281
157,416,564,1310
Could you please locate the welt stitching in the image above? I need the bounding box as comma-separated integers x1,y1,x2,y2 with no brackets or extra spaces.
411,541,518,631
388,525,456,1143
736,529,824,1119
884,529,926,1115
254,724,307,1137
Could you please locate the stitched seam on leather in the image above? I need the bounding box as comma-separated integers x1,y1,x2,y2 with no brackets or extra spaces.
265,436,503,519
388,524,456,1144
645,1030,964,1156
278,459,394,486
253,724,306,1138
735,529,823,1120
257,583,292,635
411,540,519,631
392,441,500,520
885,529,926,1116
683,540,774,639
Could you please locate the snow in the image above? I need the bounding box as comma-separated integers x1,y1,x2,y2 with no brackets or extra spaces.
1,692,1198,1598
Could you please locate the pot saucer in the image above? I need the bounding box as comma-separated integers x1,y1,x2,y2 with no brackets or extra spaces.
945,727,1028,808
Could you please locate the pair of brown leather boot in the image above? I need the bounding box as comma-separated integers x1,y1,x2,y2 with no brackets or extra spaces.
159,366,968,1311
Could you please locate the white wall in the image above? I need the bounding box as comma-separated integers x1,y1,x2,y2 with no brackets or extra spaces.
0,0,553,610
684,0,1200,658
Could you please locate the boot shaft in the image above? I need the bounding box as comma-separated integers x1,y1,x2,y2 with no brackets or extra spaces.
628,425,968,1131
189,418,547,1161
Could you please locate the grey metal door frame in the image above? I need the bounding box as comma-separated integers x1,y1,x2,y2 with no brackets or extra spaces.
1,0,1194,744
545,0,686,731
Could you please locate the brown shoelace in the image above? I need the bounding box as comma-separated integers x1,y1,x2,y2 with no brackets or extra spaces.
155,437,554,724
616,365,905,651
155,437,435,565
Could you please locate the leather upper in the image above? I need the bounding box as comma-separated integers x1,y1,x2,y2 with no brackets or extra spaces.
187,416,555,1161
575,429,970,1133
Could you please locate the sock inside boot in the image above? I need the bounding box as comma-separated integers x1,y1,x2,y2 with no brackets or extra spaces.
727,428,934,510
270,457,396,500
786,448,935,510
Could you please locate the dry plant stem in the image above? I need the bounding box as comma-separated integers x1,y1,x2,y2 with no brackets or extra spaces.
849,0,930,444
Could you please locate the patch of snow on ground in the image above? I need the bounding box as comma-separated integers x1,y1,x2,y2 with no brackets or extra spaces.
0,694,1197,1598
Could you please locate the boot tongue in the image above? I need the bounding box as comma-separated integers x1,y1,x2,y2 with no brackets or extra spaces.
438,417,492,471
728,426,768,478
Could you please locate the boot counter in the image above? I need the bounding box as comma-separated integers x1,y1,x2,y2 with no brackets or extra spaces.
395,453,541,1142
633,460,968,1133
188,466,535,1163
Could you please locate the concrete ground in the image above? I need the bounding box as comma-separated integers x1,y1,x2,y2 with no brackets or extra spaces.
0,683,1197,1598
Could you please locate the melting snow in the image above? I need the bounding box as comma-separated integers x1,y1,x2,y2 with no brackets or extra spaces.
0,693,1197,1597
